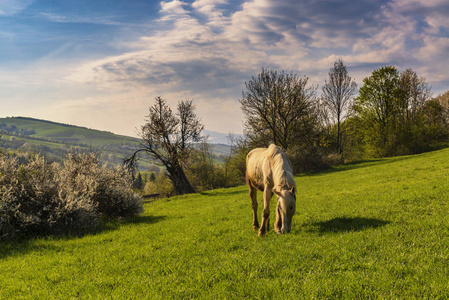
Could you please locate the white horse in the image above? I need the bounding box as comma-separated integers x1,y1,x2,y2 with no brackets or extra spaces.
245,144,296,236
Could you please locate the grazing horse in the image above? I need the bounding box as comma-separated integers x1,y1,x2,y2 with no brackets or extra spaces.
246,144,296,236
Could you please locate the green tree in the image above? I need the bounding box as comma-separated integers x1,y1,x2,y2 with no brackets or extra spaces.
185,139,215,192
134,172,144,190
353,66,404,156
353,66,442,157
149,172,156,182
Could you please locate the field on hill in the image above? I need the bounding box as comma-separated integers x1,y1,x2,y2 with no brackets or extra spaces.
0,117,139,146
1,147,449,298
0,117,231,172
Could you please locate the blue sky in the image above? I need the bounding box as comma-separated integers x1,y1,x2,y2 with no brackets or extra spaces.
1,0,449,137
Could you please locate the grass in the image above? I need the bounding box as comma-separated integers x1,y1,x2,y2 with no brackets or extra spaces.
1,147,449,298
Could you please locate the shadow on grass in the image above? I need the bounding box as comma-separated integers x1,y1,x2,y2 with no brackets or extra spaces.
302,155,416,177
200,189,244,197
0,215,167,259
309,217,390,234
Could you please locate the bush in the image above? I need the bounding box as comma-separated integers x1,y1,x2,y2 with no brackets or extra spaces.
144,171,174,198
287,145,328,174
61,154,143,219
0,153,143,239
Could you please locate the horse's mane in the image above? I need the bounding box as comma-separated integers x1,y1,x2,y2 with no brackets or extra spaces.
266,144,296,192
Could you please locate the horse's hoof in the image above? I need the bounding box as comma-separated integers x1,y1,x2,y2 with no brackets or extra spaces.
258,230,266,237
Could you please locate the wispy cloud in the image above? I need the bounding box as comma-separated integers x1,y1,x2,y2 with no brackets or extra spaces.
37,12,152,28
0,0,33,15
71,0,449,88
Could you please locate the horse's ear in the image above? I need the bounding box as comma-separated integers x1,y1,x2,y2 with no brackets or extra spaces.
272,187,282,197
290,186,296,195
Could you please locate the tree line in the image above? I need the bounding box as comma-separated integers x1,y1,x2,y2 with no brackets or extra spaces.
127,60,449,196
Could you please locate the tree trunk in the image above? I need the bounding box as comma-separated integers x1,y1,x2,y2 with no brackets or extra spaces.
167,164,195,195
337,121,342,154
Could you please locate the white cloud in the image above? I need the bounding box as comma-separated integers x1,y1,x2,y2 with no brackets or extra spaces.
0,0,32,15
65,0,449,133
3,0,449,136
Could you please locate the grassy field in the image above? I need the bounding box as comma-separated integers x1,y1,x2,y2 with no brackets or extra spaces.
1,147,449,298
0,117,139,146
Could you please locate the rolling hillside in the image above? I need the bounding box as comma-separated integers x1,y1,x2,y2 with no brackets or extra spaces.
0,117,236,147
0,117,231,170
0,117,140,146
1,147,449,298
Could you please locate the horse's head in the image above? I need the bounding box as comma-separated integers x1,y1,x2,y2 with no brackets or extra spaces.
273,186,296,234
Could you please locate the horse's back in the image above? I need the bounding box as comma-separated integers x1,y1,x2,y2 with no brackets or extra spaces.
246,144,294,191
246,144,282,190
246,146,270,191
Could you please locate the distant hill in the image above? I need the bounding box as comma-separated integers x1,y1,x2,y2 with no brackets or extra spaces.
0,117,140,147
0,117,232,170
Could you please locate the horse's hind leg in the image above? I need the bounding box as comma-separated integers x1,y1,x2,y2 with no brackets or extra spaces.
249,187,259,230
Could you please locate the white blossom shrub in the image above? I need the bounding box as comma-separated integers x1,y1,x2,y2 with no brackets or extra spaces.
0,153,143,239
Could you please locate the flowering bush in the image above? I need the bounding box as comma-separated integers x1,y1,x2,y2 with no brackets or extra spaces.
0,153,143,239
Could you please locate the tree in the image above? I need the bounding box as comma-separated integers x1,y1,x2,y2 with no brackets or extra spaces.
353,66,404,156
321,59,357,154
133,172,144,190
354,66,402,127
185,138,216,192
434,90,449,124
239,68,318,150
125,97,203,195
149,172,156,182
353,66,441,156
399,68,432,123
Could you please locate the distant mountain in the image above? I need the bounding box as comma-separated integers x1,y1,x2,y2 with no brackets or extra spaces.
202,130,243,145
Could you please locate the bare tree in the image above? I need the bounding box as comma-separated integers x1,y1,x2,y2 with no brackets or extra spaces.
240,68,318,150
399,68,432,122
321,59,357,154
435,90,449,124
125,97,203,195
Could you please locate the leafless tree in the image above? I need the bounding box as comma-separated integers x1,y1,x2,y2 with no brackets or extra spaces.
399,68,432,121
240,68,318,150
125,97,203,195
321,59,357,154
435,90,449,124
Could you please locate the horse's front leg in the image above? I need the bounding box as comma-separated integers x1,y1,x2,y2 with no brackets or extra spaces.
275,200,282,234
249,186,259,230
259,187,272,236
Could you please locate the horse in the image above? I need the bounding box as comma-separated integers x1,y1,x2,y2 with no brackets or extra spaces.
245,144,296,236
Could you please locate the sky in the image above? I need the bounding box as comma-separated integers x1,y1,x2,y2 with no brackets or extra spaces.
1,0,449,137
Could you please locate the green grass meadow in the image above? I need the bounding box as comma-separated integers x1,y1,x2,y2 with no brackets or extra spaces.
1,147,449,299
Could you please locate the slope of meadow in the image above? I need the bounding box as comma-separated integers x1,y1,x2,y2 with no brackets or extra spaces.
0,117,139,146
1,147,449,298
